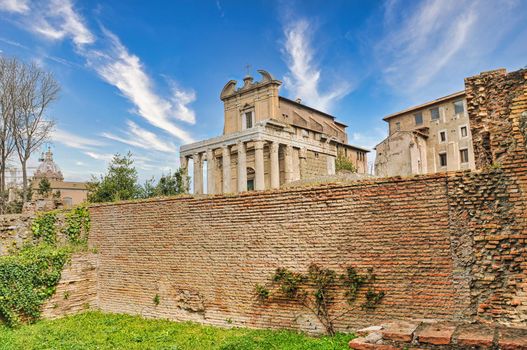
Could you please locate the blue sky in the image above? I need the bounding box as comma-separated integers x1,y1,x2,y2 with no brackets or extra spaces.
0,0,525,181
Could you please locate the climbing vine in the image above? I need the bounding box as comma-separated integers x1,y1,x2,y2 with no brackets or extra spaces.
63,206,91,244
0,244,68,327
255,264,385,335
31,211,57,244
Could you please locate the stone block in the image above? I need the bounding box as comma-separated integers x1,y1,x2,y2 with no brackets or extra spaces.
415,322,456,345
456,324,494,348
499,328,527,350
381,321,420,342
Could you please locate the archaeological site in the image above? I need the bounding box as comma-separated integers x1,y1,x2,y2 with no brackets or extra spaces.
1,68,526,349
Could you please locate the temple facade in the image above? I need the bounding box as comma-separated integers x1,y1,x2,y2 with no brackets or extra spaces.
180,70,369,194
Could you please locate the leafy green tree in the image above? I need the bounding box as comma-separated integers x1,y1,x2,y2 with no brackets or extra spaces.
154,168,188,196
87,152,141,203
37,178,52,197
138,178,157,199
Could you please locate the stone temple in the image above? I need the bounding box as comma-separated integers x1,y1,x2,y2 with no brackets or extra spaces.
180,70,369,194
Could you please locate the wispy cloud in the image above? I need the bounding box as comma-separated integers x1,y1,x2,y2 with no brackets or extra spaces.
26,0,94,46
84,151,114,162
0,0,29,13
282,19,351,112
0,0,196,145
52,128,105,150
83,28,196,144
376,0,523,94
101,120,177,153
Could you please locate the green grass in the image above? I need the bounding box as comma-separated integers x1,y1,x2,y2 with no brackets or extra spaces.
0,311,354,350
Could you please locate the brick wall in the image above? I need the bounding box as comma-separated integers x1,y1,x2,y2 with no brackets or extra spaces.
86,68,527,332
89,176,466,332
41,253,98,319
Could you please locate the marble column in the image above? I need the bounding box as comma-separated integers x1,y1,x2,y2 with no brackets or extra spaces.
270,142,280,189
284,144,294,184
193,152,203,194
179,155,189,193
237,141,247,192
222,145,231,193
254,140,265,191
206,148,215,195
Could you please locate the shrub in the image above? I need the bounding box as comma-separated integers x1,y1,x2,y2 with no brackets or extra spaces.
335,156,357,173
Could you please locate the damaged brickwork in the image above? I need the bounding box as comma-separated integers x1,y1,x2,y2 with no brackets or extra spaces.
460,68,527,325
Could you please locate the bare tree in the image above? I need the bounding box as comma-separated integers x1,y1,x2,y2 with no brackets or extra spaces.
0,57,19,193
13,61,59,200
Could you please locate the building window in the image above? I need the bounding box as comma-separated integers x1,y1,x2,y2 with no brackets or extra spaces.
414,112,423,125
439,153,447,167
395,122,401,131
454,100,464,115
439,130,447,143
243,111,254,129
460,125,468,138
460,149,469,163
430,107,440,121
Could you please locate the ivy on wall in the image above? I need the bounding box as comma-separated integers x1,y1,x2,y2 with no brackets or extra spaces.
0,205,91,327
31,211,57,245
0,244,68,326
255,264,385,335
63,206,91,244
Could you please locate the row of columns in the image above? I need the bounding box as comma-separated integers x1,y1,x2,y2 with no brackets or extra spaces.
182,140,296,195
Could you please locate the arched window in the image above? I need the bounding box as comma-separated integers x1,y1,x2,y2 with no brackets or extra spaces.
247,167,255,191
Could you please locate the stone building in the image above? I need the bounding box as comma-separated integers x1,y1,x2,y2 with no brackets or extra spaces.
375,91,476,177
31,149,88,207
180,70,369,194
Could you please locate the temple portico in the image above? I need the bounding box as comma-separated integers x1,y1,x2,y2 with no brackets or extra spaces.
180,120,338,194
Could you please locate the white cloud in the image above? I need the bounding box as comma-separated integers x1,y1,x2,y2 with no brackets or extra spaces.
101,120,177,153
82,28,196,144
376,0,524,94
0,0,29,13
84,151,114,162
52,128,105,150
282,19,351,112
24,0,95,47
0,0,197,146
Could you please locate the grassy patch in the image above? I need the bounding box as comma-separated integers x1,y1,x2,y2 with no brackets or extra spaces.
0,311,354,349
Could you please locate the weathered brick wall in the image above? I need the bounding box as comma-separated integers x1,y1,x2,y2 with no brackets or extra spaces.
0,214,32,256
42,253,98,319
89,177,467,332
86,68,527,332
